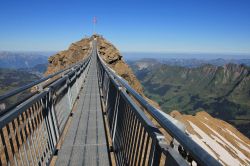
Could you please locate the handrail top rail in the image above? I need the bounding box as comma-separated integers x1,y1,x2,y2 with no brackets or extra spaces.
0,56,90,102
96,46,221,166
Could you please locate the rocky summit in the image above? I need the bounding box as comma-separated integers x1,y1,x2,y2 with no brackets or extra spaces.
45,35,142,94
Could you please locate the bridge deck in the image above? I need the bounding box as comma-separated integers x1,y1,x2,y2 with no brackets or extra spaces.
55,54,110,165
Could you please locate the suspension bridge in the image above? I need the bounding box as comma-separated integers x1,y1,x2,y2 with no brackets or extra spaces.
0,39,221,166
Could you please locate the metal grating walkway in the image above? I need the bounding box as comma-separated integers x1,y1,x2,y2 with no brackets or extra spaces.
55,52,110,166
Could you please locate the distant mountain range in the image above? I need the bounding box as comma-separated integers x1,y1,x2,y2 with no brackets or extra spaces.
0,51,49,78
0,51,50,111
0,51,49,69
161,58,250,68
123,52,250,61
19,63,48,77
128,59,250,138
126,58,250,68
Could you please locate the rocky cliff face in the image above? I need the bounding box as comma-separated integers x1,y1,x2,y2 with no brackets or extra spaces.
45,37,92,75
45,35,143,95
96,35,143,94
96,35,160,109
171,111,250,166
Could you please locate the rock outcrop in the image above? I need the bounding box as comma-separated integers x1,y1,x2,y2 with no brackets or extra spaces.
44,35,143,95
96,35,143,94
170,111,250,166
45,37,92,75
96,35,160,109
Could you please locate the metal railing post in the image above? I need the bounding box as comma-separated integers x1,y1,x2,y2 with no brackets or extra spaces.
111,87,122,142
95,48,221,166
66,78,73,111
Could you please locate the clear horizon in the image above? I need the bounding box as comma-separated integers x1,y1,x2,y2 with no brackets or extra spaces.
1,49,250,55
1,50,250,60
0,0,250,55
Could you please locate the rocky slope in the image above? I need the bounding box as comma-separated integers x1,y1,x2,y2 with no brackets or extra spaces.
45,37,92,75
171,111,250,166
96,35,143,94
96,35,160,109
45,35,143,93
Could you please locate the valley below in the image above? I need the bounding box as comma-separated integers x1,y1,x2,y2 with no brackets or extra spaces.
0,51,49,112
128,58,250,138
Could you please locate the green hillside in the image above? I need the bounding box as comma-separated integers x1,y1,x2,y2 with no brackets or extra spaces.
130,61,250,137
0,68,40,112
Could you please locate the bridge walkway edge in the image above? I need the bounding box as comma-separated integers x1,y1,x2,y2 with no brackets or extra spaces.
55,51,110,166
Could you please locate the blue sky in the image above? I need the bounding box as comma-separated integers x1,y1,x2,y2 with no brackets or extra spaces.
0,0,250,54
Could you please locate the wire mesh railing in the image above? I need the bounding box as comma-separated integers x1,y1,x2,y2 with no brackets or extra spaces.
0,39,222,166
0,53,91,165
96,44,221,166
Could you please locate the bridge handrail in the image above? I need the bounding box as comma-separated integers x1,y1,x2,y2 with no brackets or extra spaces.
0,57,89,102
0,51,92,165
96,48,221,166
